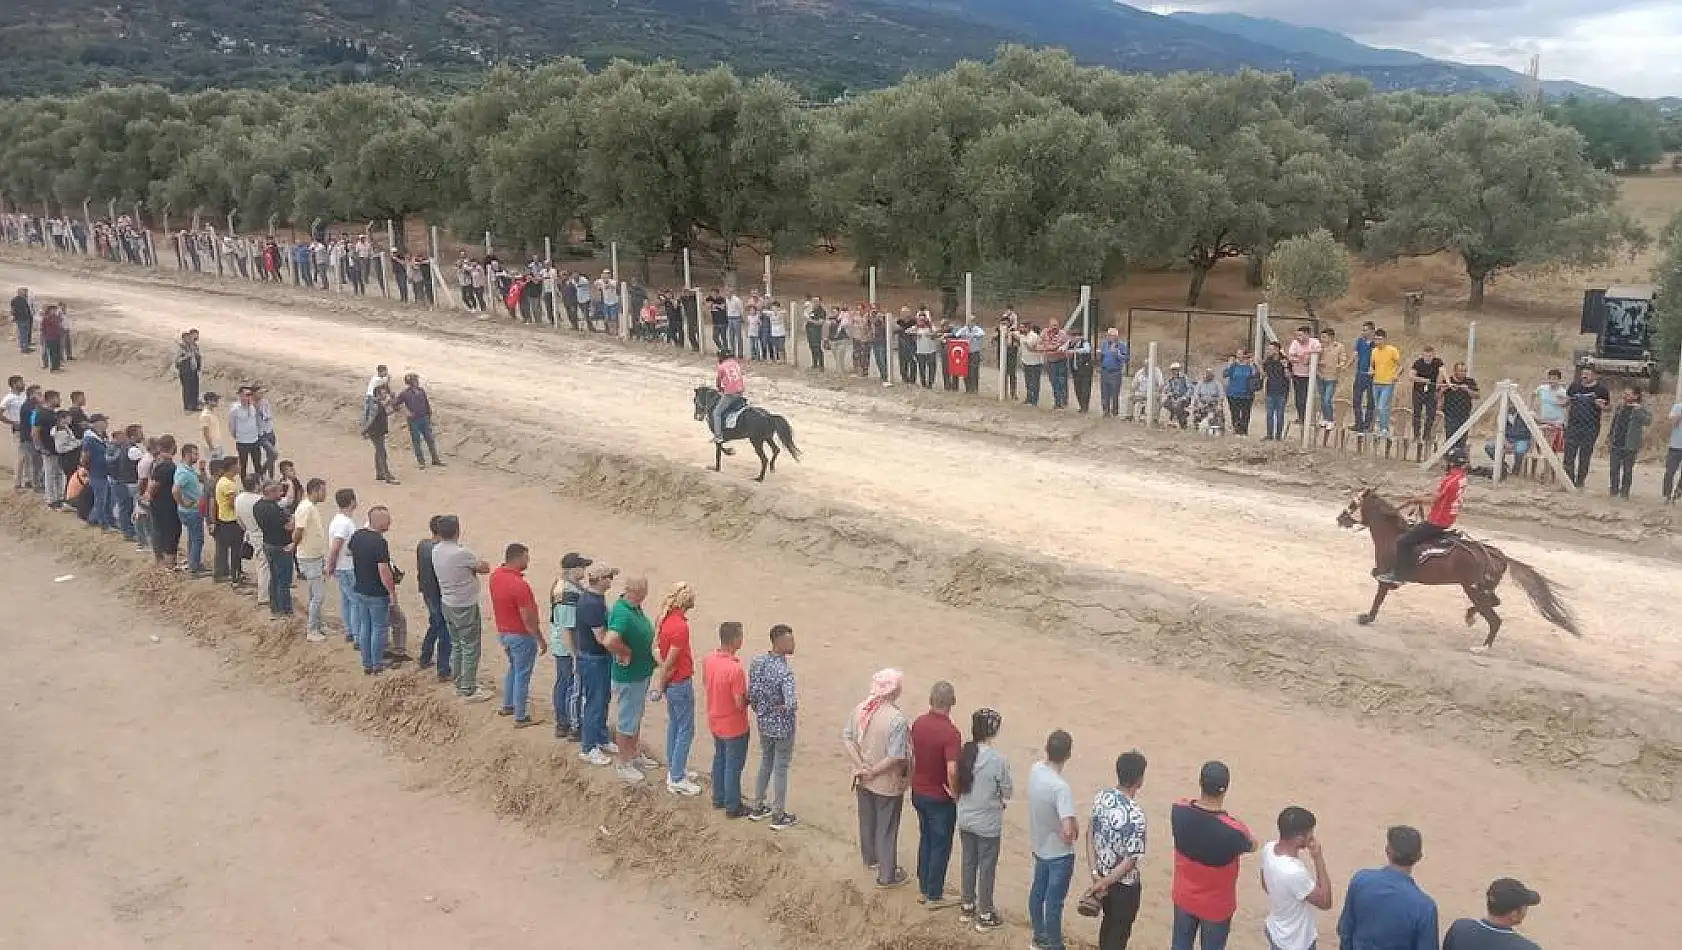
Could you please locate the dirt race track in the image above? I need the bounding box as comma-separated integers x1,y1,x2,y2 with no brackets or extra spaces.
3,254,1682,949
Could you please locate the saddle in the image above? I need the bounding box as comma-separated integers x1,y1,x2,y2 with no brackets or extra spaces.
1417,529,1466,563
721,401,750,429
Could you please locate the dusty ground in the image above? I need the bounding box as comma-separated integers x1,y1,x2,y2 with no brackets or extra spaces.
1,259,1680,949
0,533,766,949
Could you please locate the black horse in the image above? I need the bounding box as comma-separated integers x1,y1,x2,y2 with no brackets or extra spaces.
693,387,802,481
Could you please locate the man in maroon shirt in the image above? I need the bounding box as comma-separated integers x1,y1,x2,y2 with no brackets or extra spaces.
910,680,962,908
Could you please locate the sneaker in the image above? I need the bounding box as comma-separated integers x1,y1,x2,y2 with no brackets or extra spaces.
513,717,543,729
497,706,515,717
464,690,496,704
975,913,1004,932
925,896,959,910
959,904,976,922
769,812,798,831
305,631,327,643
745,804,773,822
616,764,644,783
723,806,749,819
667,779,703,797
580,748,613,767
632,753,660,771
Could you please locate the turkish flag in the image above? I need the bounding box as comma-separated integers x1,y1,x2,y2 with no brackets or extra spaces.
945,338,970,378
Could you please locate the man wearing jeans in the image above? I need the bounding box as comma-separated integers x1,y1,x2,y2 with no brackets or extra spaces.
327,489,359,644
1028,729,1078,950
703,621,751,817
79,413,112,529
110,425,144,542
1351,322,1375,432
910,680,962,907
489,543,546,727
394,373,444,468
292,478,330,641
432,515,493,701
572,564,620,765
1170,761,1256,950
415,517,452,681
746,624,799,829
252,480,295,618
347,506,396,674
1664,401,1682,502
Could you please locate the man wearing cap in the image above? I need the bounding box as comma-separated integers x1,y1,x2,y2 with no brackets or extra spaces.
1443,880,1541,950
432,515,493,701
573,563,621,766
1169,760,1255,950
550,552,591,739
79,413,112,530
1337,825,1439,950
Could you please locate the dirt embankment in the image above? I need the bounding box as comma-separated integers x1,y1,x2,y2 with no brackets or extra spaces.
52,327,1682,810
9,246,1677,554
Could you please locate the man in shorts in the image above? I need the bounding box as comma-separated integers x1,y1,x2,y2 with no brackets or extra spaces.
603,575,659,783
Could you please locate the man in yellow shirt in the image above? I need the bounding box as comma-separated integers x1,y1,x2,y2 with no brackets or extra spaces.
1369,328,1403,437
211,457,244,585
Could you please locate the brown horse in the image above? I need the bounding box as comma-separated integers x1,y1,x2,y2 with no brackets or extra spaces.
1336,489,1579,652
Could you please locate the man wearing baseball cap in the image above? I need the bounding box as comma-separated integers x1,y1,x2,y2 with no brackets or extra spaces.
1442,879,1541,950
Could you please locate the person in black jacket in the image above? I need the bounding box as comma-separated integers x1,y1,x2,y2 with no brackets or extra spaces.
11,288,32,354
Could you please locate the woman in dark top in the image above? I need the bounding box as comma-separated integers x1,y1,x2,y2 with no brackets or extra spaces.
1261,342,1291,441
148,438,182,566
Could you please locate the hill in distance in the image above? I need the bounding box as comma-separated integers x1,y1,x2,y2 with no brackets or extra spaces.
1167,10,1618,100
0,0,1627,98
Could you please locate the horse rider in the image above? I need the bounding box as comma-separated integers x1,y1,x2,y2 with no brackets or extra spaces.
1378,444,1469,586
711,349,747,453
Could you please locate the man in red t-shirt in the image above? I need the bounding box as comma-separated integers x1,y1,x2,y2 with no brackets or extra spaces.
1170,761,1255,950
1379,445,1469,586
909,680,962,907
702,621,751,816
488,542,546,726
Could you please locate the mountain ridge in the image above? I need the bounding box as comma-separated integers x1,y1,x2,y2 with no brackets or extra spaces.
0,0,1639,98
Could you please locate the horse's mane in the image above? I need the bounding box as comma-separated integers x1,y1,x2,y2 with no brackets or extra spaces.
1363,490,1410,526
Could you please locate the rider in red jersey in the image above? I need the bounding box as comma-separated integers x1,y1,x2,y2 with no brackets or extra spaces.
1378,444,1468,586
711,350,747,451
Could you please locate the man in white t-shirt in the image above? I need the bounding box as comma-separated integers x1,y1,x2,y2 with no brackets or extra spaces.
326,487,360,644
1260,806,1333,950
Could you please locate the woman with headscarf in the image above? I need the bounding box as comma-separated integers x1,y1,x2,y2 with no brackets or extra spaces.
841,668,911,890
650,581,701,796
956,708,1011,930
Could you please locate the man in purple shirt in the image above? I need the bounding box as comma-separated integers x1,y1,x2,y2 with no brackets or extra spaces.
394,372,444,468
1338,825,1438,950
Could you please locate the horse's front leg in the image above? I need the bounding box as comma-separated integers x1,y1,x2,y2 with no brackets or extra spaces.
1357,583,1390,626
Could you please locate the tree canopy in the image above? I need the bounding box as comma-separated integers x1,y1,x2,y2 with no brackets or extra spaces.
1366,106,1646,309
0,48,1650,304
1270,229,1351,317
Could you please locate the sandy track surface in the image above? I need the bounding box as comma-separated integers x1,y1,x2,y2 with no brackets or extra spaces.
3,329,1680,950
8,260,1682,702
0,534,762,949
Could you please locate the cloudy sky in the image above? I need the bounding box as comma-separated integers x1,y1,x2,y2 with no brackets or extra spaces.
1149,1,1682,98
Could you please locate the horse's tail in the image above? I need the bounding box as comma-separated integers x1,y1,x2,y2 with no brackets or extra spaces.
1506,557,1580,636
770,414,802,462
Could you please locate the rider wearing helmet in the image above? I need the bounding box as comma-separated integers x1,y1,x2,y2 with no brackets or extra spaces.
711,349,747,450
1378,445,1469,586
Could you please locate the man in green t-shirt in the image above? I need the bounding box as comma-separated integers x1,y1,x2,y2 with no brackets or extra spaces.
603,575,658,783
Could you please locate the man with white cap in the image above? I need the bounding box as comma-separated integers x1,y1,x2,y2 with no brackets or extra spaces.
843,668,911,890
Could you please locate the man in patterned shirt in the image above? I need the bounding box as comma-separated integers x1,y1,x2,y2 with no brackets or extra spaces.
1086,750,1149,950
746,624,799,830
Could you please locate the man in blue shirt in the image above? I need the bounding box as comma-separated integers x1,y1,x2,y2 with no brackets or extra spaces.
80,413,112,529
1338,825,1438,950
1352,321,1376,432
1098,328,1130,418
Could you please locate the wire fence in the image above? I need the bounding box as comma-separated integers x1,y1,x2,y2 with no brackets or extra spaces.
6,209,1661,494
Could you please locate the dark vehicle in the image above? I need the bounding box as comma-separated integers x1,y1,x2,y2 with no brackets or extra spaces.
1577,285,1662,392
